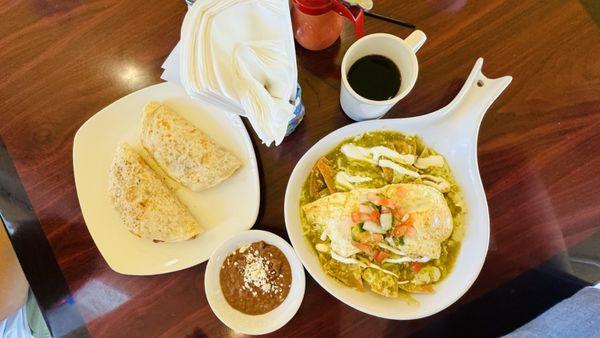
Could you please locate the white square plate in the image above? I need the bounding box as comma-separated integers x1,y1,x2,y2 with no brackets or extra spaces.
73,82,260,275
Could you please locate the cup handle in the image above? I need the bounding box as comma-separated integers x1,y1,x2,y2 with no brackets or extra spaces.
331,1,365,38
404,30,427,53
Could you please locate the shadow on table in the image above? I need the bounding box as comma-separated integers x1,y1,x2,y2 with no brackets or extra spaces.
579,0,600,28
408,230,600,338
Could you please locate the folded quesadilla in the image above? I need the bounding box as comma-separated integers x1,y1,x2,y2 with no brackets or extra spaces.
140,101,242,192
108,143,203,242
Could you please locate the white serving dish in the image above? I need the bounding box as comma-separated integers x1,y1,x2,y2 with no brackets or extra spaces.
204,230,305,335
285,58,512,319
73,82,260,275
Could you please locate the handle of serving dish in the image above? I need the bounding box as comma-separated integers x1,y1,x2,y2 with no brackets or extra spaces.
428,58,512,142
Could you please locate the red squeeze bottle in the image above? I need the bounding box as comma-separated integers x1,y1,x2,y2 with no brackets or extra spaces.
292,0,365,51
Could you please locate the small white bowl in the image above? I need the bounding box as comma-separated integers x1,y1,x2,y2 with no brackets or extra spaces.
204,230,305,335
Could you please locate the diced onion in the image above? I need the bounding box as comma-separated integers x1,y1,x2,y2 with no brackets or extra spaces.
380,213,393,230
363,220,386,234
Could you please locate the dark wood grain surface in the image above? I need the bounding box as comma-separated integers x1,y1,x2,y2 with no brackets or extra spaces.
1,0,599,337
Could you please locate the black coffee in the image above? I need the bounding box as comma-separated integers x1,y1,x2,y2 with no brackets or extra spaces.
347,55,401,101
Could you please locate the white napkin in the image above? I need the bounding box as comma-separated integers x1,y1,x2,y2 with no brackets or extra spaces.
163,0,298,146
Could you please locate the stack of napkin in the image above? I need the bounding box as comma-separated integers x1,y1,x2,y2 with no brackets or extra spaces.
161,0,298,146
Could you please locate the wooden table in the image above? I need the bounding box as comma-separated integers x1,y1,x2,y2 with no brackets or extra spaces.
1,1,599,337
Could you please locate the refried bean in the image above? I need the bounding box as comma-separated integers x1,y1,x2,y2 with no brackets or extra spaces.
219,241,292,315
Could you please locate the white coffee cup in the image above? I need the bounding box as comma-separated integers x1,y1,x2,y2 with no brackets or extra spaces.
340,30,427,121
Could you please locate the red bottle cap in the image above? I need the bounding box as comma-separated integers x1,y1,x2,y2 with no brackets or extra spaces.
292,0,334,16
293,0,365,38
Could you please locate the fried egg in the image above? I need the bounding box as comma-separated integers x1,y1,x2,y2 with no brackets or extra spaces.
302,183,453,259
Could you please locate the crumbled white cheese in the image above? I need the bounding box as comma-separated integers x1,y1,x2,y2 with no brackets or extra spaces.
241,249,282,295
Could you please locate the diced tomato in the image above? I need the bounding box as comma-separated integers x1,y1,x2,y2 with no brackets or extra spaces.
369,210,380,222
411,262,421,272
373,250,389,263
392,224,408,237
405,225,416,238
370,234,383,243
352,241,373,255
351,211,362,223
392,208,406,220
352,210,380,223
392,213,416,238
358,233,382,244
367,192,397,208
380,251,390,261
378,197,396,208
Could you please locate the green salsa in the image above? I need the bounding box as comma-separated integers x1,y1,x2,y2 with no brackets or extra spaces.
300,131,466,300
